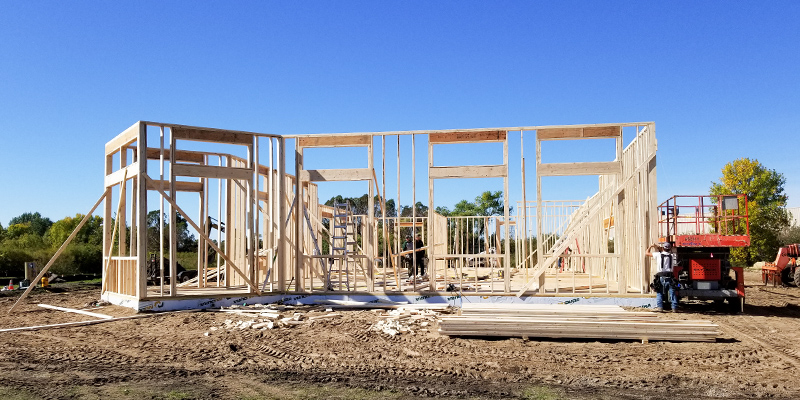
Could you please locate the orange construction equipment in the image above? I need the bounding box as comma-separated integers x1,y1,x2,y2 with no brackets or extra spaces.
657,194,750,311
762,244,800,286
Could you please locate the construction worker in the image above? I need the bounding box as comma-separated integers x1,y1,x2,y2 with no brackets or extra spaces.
403,236,415,278
415,234,426,278
646,242,679,312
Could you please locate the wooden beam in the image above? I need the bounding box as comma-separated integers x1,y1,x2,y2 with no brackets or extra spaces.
146,179,204,192
172,127,253,146
398,221,424,228
297,135,371,148
429,165,507,179
9,190,108,313
38,304,114,320
584,126,622,138
104,162,138,188
173,164,252,181
0,314,152,333
144,147,204,163
536,128,583,140
537,161,622,176
300,168,372,182
429,130,506,144
105,122,140,155
537,126,621,140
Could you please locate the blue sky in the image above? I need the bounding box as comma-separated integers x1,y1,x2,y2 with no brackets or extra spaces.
1,1,798,226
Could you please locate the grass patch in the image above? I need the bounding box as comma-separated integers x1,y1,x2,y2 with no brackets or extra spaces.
295,386,404,400
521,386,562,400
0,387,39,400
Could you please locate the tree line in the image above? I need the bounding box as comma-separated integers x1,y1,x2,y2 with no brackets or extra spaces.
0,211,199,278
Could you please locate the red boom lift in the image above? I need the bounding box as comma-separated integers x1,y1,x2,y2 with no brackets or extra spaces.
657,195,750,311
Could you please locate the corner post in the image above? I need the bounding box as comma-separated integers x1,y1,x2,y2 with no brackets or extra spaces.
136,122,148,299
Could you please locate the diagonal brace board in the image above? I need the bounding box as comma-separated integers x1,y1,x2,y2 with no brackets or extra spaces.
9,190,109,313
145,175,261,295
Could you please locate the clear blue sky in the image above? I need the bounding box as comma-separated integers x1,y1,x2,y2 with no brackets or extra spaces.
1,1,798,226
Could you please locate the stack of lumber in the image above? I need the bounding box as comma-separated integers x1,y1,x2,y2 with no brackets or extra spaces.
438,303,719,342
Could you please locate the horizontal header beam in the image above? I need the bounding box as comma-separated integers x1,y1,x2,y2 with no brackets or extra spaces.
298,135,371,148
105,122,140,155
173,127,253,146
537,126,621,140
173,164,252,181
429,130,506,144
537,161,622,176
300,168,372,182
429,165,507,179
142,147,205,164
146,180,204,192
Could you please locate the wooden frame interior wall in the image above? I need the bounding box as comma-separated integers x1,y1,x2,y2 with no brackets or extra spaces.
101,121,657,301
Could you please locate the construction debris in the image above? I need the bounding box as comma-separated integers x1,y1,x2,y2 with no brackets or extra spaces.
439,303,720,342
370,307,444,336
214,305,345,333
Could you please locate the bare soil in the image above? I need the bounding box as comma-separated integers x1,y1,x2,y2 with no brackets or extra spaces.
1,270,799,400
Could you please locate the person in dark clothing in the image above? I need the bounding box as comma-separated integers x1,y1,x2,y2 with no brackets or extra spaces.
403,235,416,277
415,234,426,277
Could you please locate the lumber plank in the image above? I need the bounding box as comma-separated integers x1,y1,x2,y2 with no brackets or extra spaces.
9,190,109,313
429,165,507,179
429,130,506,144
300,168,372,182
172,127,253,146
104,162,138,188
536,128,584,140
0,314,151,333
173,164,252,181
144,147,205,163
536,126,621,140
146,179,204,192
297,135,371,148
537,161,621,177
38,304,114,320
440,303,719,342
105,122,140,155
583,126,622,138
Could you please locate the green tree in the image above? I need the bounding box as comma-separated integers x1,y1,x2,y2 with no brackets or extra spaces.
9,212,53,237
400,201,428,217
6,223,33,240
145,210,198,254
779,225,800,246
45,214,104,247
436,191,510,217
435,191,510,255
710,158,790,265
0,222,5,242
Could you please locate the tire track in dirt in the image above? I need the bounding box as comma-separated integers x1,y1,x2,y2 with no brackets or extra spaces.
719,315,800,370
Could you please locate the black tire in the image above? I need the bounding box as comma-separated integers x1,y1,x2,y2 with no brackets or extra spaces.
793,266,800,287
781,267,793,286
726,297,742,314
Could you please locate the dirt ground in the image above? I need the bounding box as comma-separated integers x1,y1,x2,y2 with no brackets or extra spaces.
1,270,799,400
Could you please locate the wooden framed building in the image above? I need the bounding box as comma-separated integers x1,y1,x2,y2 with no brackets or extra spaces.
97,121,659,311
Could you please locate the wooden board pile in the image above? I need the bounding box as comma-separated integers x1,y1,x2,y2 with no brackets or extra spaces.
438,303,720,342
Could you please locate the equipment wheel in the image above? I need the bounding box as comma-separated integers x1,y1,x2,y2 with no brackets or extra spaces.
793,266,800,287
781,267,793,286
726,297,743,314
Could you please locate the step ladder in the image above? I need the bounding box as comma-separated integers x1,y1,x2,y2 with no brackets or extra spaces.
331,201,357,290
